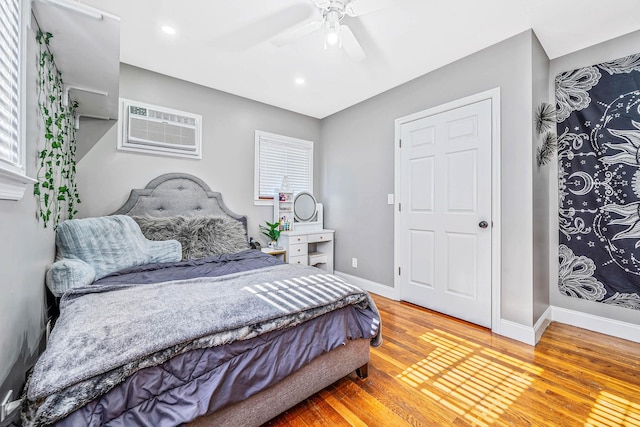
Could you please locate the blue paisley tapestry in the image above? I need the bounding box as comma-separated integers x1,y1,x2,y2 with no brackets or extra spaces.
556,54,640,311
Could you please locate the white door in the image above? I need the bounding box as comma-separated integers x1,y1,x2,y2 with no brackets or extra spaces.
398,98,492,327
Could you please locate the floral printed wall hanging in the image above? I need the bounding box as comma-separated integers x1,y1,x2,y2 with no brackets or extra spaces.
556,54,640,310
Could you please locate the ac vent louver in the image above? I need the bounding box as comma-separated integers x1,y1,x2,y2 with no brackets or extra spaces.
118,99,202,159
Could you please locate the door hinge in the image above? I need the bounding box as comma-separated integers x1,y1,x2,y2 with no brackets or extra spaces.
399,139,402,148
398,202,401,212
398,266,401,275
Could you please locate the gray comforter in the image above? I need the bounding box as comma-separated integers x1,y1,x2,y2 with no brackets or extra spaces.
24,255,380,426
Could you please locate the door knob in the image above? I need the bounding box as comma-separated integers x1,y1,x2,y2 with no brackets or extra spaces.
479,221,489,229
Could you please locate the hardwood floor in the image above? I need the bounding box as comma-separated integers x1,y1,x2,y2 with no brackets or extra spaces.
265,295,640,426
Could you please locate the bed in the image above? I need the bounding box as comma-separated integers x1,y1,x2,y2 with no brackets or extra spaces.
23,173,381,427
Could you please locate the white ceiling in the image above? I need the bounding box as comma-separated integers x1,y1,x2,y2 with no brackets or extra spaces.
78,0,640,119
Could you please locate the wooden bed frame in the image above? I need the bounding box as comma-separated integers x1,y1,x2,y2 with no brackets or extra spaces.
113,172,371,426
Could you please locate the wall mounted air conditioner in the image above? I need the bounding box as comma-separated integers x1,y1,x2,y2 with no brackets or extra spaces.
118,98,202,159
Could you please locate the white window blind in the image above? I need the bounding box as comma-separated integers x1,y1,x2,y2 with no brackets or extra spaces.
255,131,313,201
0,0,21,168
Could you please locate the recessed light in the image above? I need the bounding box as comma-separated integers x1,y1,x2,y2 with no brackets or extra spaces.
294,77,305,85
161,25,176,35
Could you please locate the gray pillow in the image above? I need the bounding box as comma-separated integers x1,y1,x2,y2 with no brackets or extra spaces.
46,259,96,297
54,215,182,280
132,215,249,260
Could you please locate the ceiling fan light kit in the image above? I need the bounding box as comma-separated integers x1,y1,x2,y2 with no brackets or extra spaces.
272,0,391,61
323,2,346,49
324,18,342,48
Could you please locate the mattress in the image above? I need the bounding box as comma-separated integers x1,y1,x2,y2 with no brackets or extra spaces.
53,305,373,426
24,250,381,426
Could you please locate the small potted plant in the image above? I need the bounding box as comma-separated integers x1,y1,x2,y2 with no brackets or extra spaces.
259,221,281,248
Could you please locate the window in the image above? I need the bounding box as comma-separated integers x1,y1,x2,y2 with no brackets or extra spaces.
0,0,34,200
0,0,21,167
254,131,313,204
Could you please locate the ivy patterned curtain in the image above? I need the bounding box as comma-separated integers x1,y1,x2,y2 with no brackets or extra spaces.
35,30,80,228
556,54,640,311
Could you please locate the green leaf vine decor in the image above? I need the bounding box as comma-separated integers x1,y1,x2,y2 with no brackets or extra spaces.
535,102,558,168
34,30,81,228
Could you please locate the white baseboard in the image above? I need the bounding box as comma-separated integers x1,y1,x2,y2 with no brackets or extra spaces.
333,272,639,345
500,305,640,345
499,319,536,346
496,307,553,346
534,306,553,344
334,271,397,300
551,306,640,344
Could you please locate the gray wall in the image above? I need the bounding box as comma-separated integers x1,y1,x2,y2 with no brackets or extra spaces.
320,30,536,326
76,64,321,241
548,29,640,325
532,33,551,323
0,19,53,399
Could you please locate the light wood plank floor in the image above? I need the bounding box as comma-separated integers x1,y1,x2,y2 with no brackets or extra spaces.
265,295,640,427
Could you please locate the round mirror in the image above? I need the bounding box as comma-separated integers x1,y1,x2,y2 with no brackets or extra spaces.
293,192,317,222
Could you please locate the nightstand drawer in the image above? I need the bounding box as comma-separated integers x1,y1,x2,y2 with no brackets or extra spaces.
289,255,309,266
308,232,333,243
289,243,308,257
289,235,308,244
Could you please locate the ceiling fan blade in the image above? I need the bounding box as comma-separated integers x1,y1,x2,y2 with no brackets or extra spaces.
340,25,366,61
272,20,323,47
207,3,315,51
313,0,331,8
346,0,393,17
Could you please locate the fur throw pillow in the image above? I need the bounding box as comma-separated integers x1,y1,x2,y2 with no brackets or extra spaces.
46,258,96,297
132,215,249,260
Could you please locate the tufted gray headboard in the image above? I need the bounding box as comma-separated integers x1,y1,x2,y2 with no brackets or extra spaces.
111,173,248,232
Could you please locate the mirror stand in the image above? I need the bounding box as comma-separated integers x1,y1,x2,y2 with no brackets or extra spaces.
294,203,324,232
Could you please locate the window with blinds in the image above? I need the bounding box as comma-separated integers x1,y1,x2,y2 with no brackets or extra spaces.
255,131,313,202
0,0,21,170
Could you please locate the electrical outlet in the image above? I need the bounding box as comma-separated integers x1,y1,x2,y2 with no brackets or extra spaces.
387,194,394,205
352,257,358,268
1,389,22,423
46,318,52,343
1,390,12,422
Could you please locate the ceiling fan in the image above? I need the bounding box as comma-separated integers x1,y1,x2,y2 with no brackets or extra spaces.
271,0,391,61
